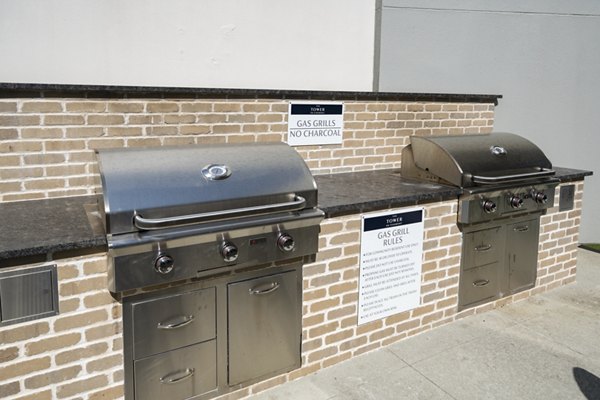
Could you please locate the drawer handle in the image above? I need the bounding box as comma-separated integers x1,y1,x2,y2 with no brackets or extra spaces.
474,244,492,252
514,226,529,232
473,279,490,287
159,368,195,385
249,281,280,295
157,315,195,330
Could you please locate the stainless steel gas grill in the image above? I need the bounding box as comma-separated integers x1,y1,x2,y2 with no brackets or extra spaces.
402,132,558,310
96,143,324,400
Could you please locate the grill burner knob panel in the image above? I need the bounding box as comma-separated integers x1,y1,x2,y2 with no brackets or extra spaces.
221,242,239,263
481,200,497,214
277,233,295,252
533,191,548,204
154,254,175,274
509,195,524,209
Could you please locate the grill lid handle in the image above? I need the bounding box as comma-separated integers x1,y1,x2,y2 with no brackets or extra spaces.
134,195,307,230
470,168,555,185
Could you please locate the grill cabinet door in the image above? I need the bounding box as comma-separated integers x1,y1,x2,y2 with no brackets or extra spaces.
507,218,540,293
228,270,301,386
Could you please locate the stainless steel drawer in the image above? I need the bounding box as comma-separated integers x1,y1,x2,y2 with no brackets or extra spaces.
459,263,499,307
463,226,504,270
134,341,216,400
132,287,215,359
228,269,301,386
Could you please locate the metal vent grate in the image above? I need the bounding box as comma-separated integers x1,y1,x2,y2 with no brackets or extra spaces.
0,264,59,327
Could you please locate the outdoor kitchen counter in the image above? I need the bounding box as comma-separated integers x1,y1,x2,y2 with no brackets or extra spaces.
0,167,592,268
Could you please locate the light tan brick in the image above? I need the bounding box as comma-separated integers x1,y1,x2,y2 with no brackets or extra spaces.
87,115,125,125
25,332,81,356
0,381,20,398
181,102,212,112
60,298,80,313
0,322,50,344
86,354,122,373
214,103,242,112
85,321,122,342
288,363,320,381
303,288,326,302
0,141,43,153
146,102,179,112
88,385,125,400
107,102,144,113
44,115,85,125
0,346,19,364
86,138,125,149
60,276,106,296
65,102,106,112
54,309,108,332
24,365,81,389
310,298,340,313
106,127,143,136
307,346,337,363
0,115,40,126
55,342,109,366
0,101,18,113
65,127,105,138
329,281,357,296
56,375,108,399
0,357,51,381
24,178,66,190
308,321,339,338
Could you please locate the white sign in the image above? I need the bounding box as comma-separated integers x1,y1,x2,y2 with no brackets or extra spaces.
358,208,424,325
287,102,344,146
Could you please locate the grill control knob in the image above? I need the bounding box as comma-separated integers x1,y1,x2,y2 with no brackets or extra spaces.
154,255,175,275
509,195,524,209
277,233,295,252
221,242,239,263
482,200,497,214
533,191,548,204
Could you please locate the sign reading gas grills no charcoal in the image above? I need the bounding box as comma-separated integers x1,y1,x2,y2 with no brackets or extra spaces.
287,102,344,146
358,208,424,325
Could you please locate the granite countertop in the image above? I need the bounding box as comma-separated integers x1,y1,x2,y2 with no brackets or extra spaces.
0,167,592,268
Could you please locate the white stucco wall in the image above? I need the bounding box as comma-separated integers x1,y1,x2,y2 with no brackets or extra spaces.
0,0,376,91
379,0,600,242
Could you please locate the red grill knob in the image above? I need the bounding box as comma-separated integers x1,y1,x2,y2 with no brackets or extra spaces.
277,233,295,252
221,242,239,263
533,191,548,204
154,254,175,275
509,195,524,209
482,200,497,214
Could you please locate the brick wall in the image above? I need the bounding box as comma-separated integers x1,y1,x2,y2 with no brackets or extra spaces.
0,254,123,400
0,98,494,202
0,182,585,400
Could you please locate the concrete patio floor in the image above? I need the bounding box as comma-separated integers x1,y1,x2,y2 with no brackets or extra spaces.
254,248,600,400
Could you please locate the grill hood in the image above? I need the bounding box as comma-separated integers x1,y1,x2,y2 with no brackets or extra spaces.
402,132,554,187
96,142,318,235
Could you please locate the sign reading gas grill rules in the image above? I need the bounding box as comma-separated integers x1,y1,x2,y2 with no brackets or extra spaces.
287,102,344,146
358,208,424,325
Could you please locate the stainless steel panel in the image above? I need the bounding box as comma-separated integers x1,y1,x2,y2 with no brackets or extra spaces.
132,288,215,359
0,265,58,327
459,263,500,307
507,218,540,293
109,222,321,292
96,142,318,235
408,133,553,187
134,341,217,400
228,269,301,386
462,226,504,270
559,185,575,211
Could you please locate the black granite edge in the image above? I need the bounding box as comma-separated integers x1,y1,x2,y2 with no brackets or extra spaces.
554,166,593,182
319,191,461,219
0,82,502,104
0,165,591,267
